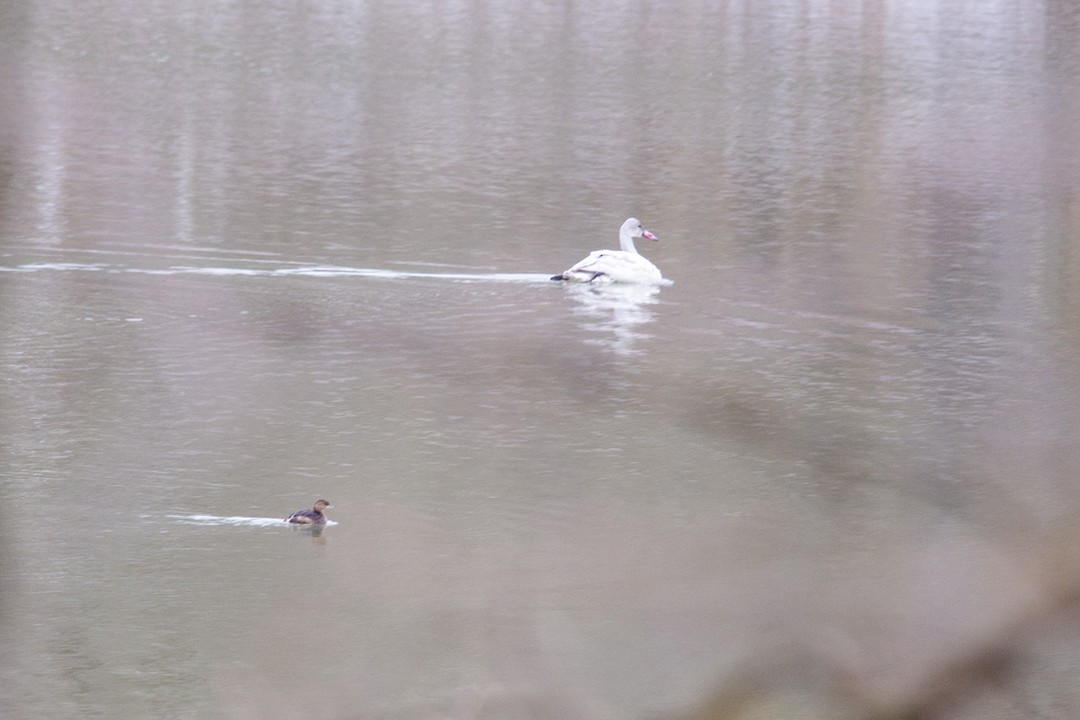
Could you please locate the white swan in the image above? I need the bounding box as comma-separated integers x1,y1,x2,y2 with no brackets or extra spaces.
551,218,662,285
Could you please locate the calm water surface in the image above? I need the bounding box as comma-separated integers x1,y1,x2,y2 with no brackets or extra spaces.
2,2,1079,719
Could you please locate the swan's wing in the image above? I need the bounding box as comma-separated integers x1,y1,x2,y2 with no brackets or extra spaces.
589,252,659,279
559,250,661,284
556,250,618,281
565,249,616,273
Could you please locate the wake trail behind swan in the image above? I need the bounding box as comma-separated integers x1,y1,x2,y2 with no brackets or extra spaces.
1,261,554,284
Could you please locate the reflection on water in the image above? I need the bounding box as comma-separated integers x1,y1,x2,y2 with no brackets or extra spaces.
563,283,662,357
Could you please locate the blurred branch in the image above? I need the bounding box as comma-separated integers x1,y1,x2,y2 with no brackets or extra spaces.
672,519,1080,720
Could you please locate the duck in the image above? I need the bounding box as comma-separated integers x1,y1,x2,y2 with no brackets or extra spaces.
551,218,662,285
285,499,331,525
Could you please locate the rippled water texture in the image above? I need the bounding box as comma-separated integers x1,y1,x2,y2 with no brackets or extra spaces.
2,2,1079,719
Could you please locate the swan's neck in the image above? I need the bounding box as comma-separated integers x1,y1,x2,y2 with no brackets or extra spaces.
619,230,639,254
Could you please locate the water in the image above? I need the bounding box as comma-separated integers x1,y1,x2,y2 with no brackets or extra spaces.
2,2,1080,719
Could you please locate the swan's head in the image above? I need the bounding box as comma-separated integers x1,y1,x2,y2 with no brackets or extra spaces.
622,217,658,241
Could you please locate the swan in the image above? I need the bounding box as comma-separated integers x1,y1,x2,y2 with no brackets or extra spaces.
551,218,663,285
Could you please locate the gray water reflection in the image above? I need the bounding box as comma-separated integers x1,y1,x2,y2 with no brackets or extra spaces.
564,284,662,357
2,1,1080,720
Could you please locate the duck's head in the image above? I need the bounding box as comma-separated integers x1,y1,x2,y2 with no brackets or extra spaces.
314,499,331,512
621,217,658,241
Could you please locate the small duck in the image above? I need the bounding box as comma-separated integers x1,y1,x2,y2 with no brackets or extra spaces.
285,499,331,525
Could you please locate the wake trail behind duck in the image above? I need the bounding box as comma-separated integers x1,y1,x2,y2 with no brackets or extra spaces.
167,514,338,527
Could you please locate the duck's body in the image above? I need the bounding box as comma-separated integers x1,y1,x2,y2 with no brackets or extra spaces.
552,218,662,285
286,499,331,525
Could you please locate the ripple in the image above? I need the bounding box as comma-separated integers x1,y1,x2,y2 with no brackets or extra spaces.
165,514,339,527
0,261,553,284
